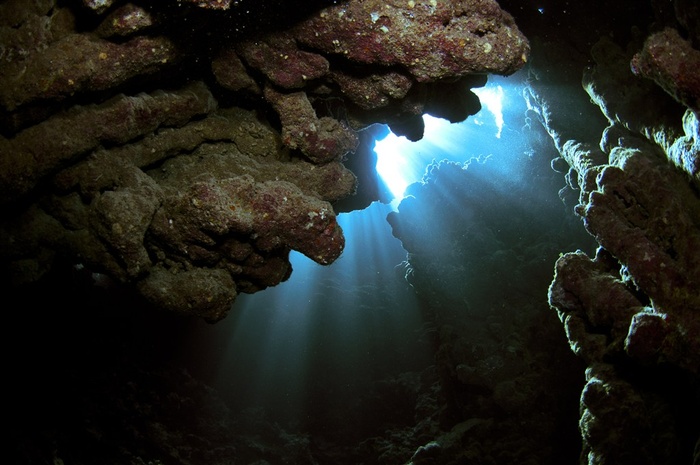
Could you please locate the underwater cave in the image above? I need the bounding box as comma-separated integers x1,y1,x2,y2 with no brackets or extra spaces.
3,0,699,464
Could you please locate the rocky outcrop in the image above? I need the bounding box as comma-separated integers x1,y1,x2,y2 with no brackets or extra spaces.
525,5,700,464
0,0,529,321
383,1,700,462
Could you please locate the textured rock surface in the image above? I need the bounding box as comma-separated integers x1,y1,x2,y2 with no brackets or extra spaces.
631,27,700,115
293,0,528,82
522,2,700,463
8,1,699,464
0,0,529,321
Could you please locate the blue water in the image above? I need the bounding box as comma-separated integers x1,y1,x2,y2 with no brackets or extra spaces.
204,201,432,426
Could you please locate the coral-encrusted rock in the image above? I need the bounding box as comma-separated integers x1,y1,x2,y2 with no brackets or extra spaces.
579,151,700,316
578,36,700,182
1,0,531,320
330,68,414,111
89,178,161,279
237,33,329,90
149,176,344,266
573,151,700,374
0,34,178,111
549,249,645,364
293,0,529,82
530,5,700,462
579,364,679,465
0,1,75,65
0,82,216,205
209,0,529,165
584,36,685,139
1,94,355,321
95,3,154,38
264,86,359,163
631,28,700,114
212,48,262,94
138,266,237,322
540,27,700,375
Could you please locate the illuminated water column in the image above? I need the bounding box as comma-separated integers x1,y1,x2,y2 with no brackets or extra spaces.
212,77,523,428
374,81,512,208
214,201,431,426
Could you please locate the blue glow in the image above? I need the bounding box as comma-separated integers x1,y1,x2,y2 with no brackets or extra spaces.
200,74,532,426
210,202,432,423
374,80,516,206
473,85,504,138
374,115,457,204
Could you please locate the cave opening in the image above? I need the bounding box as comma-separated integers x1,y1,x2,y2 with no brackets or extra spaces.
193,72,599,452
374,77,512,208
9,0,698,462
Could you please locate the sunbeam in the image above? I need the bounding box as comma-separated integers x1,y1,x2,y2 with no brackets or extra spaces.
194,70,561,442
200,74,541,432
374,77,523,207
212,201,432,426
473,84,505,138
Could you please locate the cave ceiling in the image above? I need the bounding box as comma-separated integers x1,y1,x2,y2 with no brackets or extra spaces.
0,0,530,321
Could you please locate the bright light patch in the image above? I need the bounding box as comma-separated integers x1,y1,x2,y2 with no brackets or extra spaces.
373,132,412,202
373,115,463,204
374,82,508,205
473,85,504,138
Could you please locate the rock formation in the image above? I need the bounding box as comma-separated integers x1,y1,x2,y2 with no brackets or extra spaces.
5,0,699,464
386,0,700,463
0,0,529,321
521,1,700,463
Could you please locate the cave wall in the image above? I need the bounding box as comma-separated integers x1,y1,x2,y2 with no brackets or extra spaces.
390,1,700,464
386,0,699,464
527,2,700,464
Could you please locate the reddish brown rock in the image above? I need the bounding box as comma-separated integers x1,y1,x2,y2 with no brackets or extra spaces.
0,1,75,63
530,5,700,462
0,82,216,205
579,151,700,317
0,0,530,321
329,68,414,111
149,176,344,265
549,249,645,363
95,3,154,38
211,48,261,94
264,86,359,164
0,34,178,110
293,0,529,82
137,266,237,322
237,33,330,89
631,28,700,114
